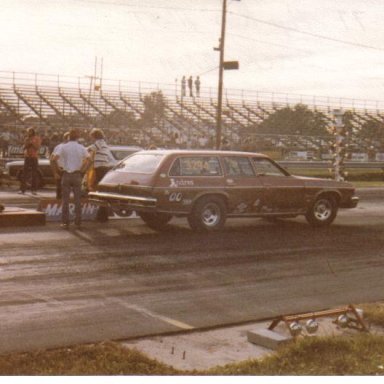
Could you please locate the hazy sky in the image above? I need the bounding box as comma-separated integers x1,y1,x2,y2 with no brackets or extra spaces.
1,0,384,101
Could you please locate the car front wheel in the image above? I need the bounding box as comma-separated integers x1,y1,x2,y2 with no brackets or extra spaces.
139,212,173,231
188,196,227,231
305,196,338,227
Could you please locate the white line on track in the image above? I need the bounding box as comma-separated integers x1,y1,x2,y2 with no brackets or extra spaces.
109,297,195,330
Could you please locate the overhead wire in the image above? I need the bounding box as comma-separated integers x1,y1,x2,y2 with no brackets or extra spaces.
229,11,384,52
197,66,219,76
229,33,312,54
21,1,384,86
76,0,220,13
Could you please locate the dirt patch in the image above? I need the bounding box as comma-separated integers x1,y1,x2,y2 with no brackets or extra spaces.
123,312,382,371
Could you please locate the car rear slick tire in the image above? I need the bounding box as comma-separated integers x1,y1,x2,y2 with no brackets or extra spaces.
188,196,226,231
139,212,173,231
305,196,338,227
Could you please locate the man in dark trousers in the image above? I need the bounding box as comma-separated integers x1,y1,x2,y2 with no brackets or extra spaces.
50,131,70,200
19,127,41,195
51,128,90,229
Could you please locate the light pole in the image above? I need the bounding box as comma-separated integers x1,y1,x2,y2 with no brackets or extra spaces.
215,0,227,150
215,0,240,150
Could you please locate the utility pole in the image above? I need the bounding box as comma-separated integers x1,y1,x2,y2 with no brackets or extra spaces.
215,0,240,150
215,0,227,150
87,56,103,94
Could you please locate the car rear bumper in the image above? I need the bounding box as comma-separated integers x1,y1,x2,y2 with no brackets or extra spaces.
88,191,157,210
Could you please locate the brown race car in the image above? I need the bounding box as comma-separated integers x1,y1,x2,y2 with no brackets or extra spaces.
89,149,359,231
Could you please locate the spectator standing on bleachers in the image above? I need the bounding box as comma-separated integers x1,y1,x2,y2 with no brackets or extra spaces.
48,132,61,155
188,76,193,97
195,76,201,97
19,127,41,195
1,129,10,157
221,138,230,150
181,76,186,97
40,132,50,149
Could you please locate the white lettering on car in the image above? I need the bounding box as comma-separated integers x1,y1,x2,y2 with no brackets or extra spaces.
169,178,194,187
169,192,183,202
170,178,178,188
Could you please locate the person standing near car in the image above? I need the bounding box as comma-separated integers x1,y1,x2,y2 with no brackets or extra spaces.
51,128,90,229
19,127,41,195
88,128,116,222
1,128,10,157
88,128,116,186
50,131,70,200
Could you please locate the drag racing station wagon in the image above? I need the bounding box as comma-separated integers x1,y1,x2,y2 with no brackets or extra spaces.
88,149,359,231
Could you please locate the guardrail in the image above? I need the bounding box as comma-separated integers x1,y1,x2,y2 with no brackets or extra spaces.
278,161,384,170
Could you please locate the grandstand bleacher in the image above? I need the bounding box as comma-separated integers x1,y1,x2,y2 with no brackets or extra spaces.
0,71,384,160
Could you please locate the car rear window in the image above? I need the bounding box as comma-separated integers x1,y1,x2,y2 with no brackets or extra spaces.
111,149,139,161
117,153,164,174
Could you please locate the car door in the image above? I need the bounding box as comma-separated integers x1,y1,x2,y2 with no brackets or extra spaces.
222,155,264,214
251,157,305,213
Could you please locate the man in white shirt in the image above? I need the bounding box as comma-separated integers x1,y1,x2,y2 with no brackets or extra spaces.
50,131,69,200
51,129,90,229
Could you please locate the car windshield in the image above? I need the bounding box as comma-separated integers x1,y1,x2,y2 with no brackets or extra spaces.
115,153,164,174
252,157,289,176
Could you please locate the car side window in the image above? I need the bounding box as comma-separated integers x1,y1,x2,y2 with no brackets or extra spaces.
169,157,222,176
252,158,286,177
223,157,255,177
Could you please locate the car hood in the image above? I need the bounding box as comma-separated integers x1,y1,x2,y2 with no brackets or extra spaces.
294,175,354,189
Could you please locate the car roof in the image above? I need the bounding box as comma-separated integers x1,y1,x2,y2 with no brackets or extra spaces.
109,145,143,151
135,149,268,157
